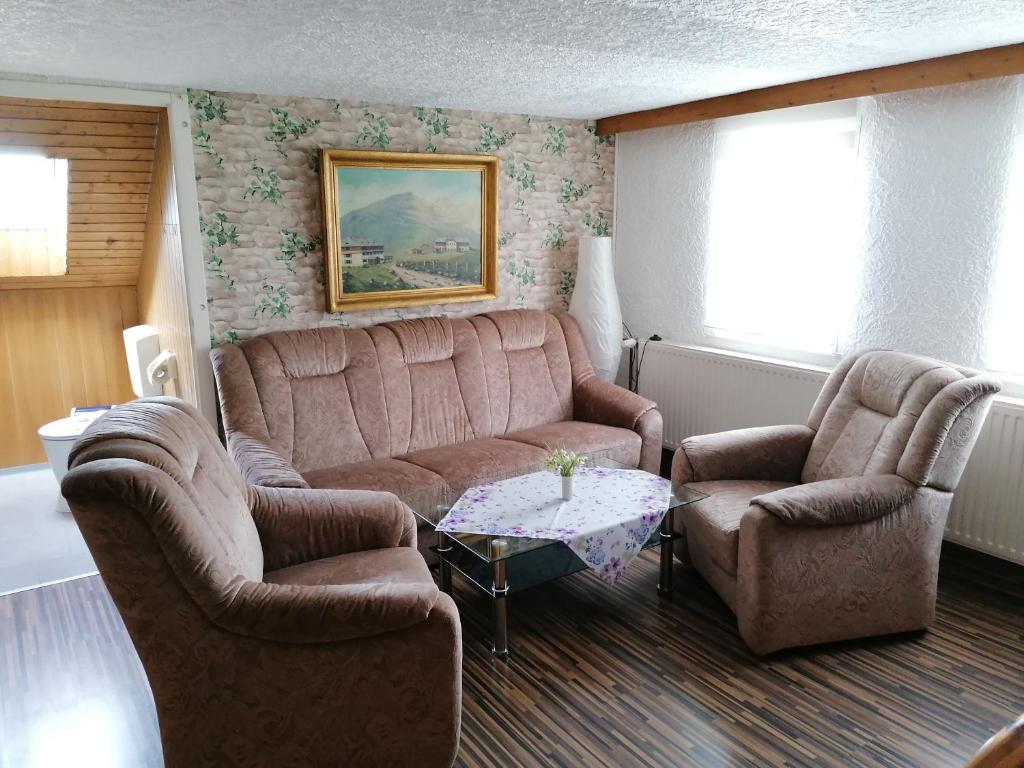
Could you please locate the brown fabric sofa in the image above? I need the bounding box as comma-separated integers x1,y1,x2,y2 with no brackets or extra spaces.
671,349,1000,656
211,309,662,559
61,397,462,768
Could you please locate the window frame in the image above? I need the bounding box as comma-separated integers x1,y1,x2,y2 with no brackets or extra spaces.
982,120,1024,397
699,100,864,362
0,151,70,279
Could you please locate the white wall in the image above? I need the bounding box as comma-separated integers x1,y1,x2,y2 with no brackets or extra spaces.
614,75,1022,371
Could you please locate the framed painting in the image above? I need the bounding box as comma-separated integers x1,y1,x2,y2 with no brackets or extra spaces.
319,149,499,312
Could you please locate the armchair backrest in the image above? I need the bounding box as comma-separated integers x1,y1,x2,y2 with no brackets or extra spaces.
211,309,582,475
61,398,265,618
803,350,1000,490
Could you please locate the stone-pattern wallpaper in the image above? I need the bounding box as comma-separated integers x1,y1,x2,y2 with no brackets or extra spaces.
189,90,614,345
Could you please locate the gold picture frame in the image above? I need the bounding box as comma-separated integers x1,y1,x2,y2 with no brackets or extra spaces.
319,149,499,312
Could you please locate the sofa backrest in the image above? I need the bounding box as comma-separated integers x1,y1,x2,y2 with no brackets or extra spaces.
212,310,581,475
61,398,265,615
803,350,1000,490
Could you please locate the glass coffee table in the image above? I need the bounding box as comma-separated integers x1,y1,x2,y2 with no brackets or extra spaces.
409,458,707,658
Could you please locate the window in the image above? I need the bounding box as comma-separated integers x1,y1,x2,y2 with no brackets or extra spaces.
985,132,1024,380
703,102,861,359
0,154,69,278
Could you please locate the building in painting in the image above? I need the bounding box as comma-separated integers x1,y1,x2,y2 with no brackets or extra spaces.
340,241,386,267
434,237,471,253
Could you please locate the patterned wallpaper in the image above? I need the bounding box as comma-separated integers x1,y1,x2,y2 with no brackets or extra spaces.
188,90,614,345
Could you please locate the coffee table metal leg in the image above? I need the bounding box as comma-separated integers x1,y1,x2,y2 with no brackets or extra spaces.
491,538,509,658
437,531,453,595
658,508,674,596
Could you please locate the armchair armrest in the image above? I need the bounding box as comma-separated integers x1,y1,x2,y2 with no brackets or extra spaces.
229,434,309,489
751,474,916,526
573,376,657,431
736,484,949,654
672,425,814,487
211,577,439,643
250,486,417,571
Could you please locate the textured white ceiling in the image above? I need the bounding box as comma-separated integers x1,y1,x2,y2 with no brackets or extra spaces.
1,1,1023,118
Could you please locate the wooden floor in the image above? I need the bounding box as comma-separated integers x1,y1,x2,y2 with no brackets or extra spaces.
1,544,1021,768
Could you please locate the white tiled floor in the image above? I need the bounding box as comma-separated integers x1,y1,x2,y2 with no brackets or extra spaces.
0,464,96,595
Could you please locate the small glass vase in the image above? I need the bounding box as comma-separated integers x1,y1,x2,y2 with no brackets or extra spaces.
561,474,573,501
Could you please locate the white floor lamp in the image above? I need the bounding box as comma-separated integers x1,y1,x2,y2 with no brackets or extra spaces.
569,235,622,381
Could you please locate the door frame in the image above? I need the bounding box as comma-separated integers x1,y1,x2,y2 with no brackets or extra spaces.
0,78,216,425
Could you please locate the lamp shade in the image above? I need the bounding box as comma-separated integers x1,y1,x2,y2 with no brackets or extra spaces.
569,236,622,381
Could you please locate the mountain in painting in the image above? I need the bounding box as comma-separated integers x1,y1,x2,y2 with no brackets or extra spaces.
340,192,478,254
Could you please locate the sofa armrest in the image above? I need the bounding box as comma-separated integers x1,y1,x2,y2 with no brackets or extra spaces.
751,474,916,526
230,434,309,489
573,376,657,431
250,486,417,571
672,425,814,487
212,343,307,488
573,377,664,473
212,577,439,643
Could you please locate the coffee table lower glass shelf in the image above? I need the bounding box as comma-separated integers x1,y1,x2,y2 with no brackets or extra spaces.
412,461,707,658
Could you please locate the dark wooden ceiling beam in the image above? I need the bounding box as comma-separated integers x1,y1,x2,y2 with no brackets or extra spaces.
596,42,1024,135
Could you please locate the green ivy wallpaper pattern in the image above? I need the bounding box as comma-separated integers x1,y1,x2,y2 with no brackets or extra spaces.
189,90,614,345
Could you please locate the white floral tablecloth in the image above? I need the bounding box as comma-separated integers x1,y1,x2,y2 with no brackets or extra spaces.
436,467,673,584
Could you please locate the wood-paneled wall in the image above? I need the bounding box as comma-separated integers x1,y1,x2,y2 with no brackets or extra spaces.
137,112,198,405
0,286,137,467
0,97,158,290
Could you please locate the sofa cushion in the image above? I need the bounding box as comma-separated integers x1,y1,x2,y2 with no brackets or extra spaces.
499,420,642,467
264,547,433,587
471,311,574,433
369,318,494,456
302,458,451,517
237,327,393,473
682,479,795,576
399,438,549,493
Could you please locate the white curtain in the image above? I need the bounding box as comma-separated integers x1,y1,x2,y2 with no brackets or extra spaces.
704,105,861,357
0,155,69,278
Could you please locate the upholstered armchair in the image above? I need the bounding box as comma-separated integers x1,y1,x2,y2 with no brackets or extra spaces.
61,397,462,768
671,350,1000,656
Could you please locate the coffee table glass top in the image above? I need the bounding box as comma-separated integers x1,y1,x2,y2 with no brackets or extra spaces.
408,457,707,564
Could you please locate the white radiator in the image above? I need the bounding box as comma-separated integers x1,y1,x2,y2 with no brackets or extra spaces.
947,401,1024,563
639,342,1024,565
